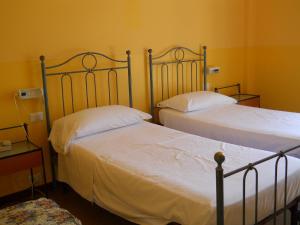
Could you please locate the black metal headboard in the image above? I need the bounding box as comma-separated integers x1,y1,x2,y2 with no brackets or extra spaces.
40,51,132,134
148,46,207,118
40,51,132,186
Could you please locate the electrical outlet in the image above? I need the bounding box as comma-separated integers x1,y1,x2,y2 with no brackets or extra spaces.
18,88,43,99
207,66,220,75
29,112,43,122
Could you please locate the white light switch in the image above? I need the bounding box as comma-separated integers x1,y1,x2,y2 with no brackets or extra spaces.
29,112,43,122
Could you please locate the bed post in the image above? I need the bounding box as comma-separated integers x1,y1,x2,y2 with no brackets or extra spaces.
203,46,207,91
126,50,133,108
289,201,299,225
40,56,50,134
148,49,155,120
40,55,56,189
214,152,225,225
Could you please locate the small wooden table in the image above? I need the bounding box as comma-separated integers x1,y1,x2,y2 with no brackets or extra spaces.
0,124,47,198
215,83,260,107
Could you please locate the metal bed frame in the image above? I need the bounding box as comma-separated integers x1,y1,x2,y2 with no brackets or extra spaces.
40,50,133,186
39,48,300,224
214,145,300,225
148,46,207,119
148,46,300,225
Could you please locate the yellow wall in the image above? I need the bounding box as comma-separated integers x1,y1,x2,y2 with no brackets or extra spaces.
246,0,300,112
0,0,248,196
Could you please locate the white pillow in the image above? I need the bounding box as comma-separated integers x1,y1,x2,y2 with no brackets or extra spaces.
157,91,237,112
49,105,151,154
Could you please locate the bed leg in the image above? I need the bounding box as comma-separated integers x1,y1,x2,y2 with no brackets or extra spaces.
61,183,70,194
289,202,298,225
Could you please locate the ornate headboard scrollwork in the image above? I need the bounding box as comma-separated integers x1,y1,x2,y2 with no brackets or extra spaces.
40,50,132,135
148,46,207,119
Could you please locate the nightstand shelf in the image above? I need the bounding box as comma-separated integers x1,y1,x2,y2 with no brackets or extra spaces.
215,83,260,108
0,124,47,198
231,94,260,107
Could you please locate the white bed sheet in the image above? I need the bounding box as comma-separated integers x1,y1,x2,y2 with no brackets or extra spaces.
58,122,300,225
159,104,300,156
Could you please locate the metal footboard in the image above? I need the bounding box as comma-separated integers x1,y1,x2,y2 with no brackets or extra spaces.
214,145,300,225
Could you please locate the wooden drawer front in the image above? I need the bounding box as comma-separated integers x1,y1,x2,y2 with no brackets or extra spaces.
0,151,42,176
238,97,260,107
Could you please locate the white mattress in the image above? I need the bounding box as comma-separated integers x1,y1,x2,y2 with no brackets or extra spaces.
57,121,300,225
159,104,300,156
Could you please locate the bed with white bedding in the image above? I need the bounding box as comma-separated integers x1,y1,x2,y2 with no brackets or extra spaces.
148,46,300,157
42,50,300,225
159,104,300,156
155,91,300,159
55,121,300,225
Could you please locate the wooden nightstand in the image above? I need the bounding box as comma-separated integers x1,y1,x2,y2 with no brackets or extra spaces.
0,124,47,198
215,83,260,107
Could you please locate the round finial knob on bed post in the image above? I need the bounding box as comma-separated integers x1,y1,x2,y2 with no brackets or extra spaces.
214,151,225,166
126,50,131,56
40,55,45,62
148,49,152,55
214,151,225,225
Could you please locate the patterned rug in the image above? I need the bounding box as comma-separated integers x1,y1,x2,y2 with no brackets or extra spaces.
0,198,82,225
